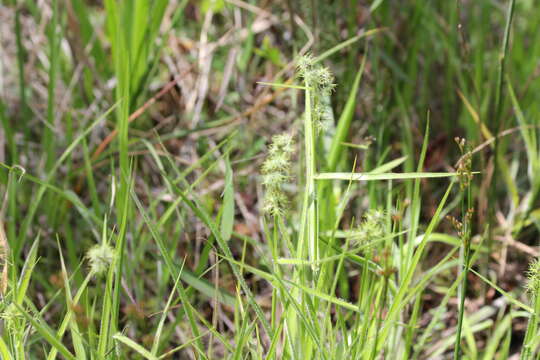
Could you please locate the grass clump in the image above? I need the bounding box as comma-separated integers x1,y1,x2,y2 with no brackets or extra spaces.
2,0,540,359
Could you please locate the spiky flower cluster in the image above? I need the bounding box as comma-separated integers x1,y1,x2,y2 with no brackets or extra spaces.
261,133,295,217
297,54,336,131
525,258,540,294
87,243,115,276
355,209,386,245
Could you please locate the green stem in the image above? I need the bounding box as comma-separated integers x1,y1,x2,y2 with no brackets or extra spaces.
303,87,319,273
454,185,472,359
521,290,540,359
487,0,516,302
370,275,389,360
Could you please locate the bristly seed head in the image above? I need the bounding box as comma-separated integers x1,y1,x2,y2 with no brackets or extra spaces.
87,243,115,276
526,258,540,294
261,133,295,217
0,303,23,325
296,54,315,75
296,55,336,95
354,209,386,247
296,55,336,133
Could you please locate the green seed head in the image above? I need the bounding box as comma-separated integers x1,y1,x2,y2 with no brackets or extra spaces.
355,209,386,245
0,303,23,333
0,303,21,322
297,56,335,93
526,258,540,294
296,54,335,134
296,54,315,78
262,189,288,217
261,133,295,217
87,243,115,276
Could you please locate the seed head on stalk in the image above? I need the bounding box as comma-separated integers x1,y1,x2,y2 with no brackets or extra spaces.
261,133,295,217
